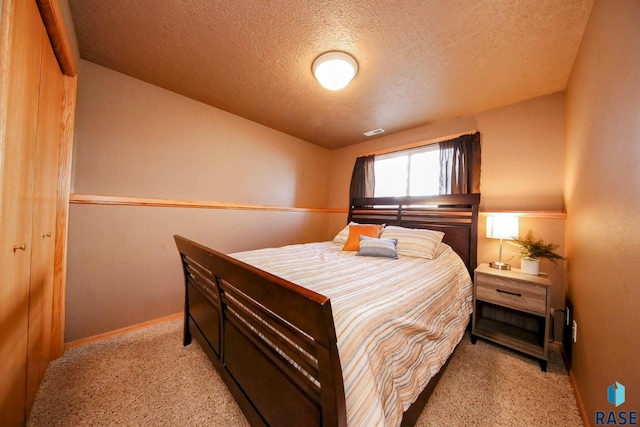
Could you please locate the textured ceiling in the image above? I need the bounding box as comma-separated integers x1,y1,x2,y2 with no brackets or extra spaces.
68,0,593,149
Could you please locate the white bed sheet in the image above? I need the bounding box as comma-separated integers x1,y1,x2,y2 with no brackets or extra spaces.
231,241,473,427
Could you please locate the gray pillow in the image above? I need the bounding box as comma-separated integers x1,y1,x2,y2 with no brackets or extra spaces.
356,236,398,259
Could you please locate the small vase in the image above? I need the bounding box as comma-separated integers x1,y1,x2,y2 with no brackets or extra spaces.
521,258,540,275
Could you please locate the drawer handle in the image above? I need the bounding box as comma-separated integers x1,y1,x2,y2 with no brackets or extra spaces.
496,289,522,297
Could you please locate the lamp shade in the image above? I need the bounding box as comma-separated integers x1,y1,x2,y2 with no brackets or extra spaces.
312,51,358,91
486,215,519,240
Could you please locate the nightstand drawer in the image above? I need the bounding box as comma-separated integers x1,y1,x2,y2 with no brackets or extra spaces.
476,273,547,314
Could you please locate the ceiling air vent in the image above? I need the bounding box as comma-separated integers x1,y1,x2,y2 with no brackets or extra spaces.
363,128,385,137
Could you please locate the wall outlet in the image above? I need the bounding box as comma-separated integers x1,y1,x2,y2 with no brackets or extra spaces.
564,298,574,367
572,320,578,343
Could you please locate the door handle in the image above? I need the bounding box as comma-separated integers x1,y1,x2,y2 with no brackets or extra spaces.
13,244,26,252
42,232,52,238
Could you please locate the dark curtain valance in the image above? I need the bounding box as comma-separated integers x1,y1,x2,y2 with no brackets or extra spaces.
349,155,375,201
439,132,481,195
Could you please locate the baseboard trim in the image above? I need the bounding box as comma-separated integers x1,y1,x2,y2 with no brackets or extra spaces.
64,312,183,350
560,345,591,427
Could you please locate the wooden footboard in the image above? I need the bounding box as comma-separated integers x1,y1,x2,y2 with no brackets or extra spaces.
174,235,346,427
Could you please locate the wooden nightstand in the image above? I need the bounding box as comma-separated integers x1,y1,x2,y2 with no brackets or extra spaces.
471,263,551,371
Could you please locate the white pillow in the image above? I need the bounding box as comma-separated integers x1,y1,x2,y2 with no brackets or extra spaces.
380,226,445,259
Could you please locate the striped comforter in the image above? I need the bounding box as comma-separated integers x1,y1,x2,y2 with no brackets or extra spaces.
231,241,473,427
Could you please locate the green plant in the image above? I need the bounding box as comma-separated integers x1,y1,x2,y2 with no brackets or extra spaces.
510,230,564,263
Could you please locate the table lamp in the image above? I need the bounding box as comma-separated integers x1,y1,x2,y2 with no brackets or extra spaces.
486,215,519,270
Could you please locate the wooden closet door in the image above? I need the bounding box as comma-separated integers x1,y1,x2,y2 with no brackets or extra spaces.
25,29,65,413
0,1,44,425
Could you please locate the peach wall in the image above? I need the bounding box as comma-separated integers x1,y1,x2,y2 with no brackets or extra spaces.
565,0,640,423
475,93,566,211
327,92,565,212
328,94,567,325
327,116,477,210
66,204,329,341
66,61,331,341
68,61,571,343
73,61,330,208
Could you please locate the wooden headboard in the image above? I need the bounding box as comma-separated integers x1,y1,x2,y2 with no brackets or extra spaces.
349,193,481,274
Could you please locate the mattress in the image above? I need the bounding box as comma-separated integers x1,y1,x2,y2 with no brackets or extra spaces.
231,241,473,427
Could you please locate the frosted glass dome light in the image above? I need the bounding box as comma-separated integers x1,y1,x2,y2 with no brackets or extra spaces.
312,51,358,91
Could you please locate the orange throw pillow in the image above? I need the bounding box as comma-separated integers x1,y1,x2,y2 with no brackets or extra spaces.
343,224,384,251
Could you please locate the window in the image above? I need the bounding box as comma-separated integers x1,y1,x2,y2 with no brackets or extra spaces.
374,144,440,197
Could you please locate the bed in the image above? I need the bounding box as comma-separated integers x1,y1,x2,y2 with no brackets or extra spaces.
174,193,480,427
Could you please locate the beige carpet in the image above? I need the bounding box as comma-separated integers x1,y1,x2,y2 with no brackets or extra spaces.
28,319,582,426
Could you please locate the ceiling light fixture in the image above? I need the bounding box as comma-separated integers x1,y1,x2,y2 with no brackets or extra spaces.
312,51,358,91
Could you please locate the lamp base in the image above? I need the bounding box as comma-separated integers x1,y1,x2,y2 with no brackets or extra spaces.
489,261,511,270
